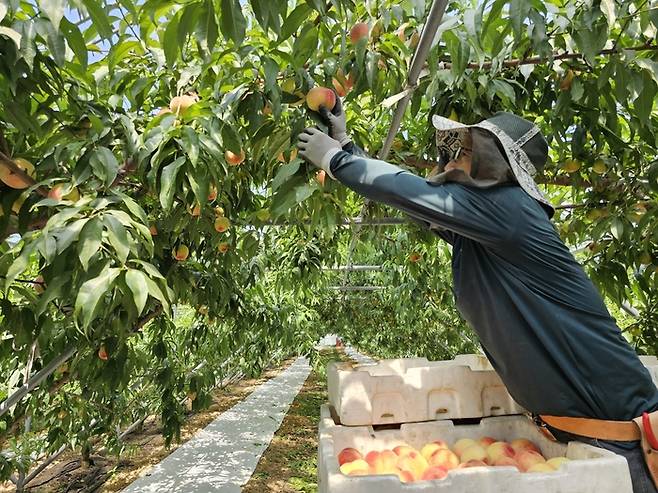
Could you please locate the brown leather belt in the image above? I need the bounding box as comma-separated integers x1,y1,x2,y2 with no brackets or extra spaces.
540,414,641,442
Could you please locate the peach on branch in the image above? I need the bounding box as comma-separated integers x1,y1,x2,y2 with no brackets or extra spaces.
0,157,35,189
98,344,109,361
306,87,336,112
173,244,190,261
225,149,246,166
208,185,218,201
217,242,229,254
350,22,369,44
214,216,231,233
190,203,201,216
149,225,158,236
48,184,80,202
337,447,362,465
315,170,326,186
169,94,197,114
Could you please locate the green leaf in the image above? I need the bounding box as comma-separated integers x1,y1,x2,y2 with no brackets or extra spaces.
635,59,658,85
115,191,148,224
251,0,271,31
611,217,624,240
60,18,87,67
90,147,120,188
4,243,36,292
572,22,607,65
279,4,310,42
600,0,616,30
180,126,200,165
159,156,186,211
54,218,89,254
125,269,148,314
294,183,314,203
77,217,103,270
38,0,65,31
262,57,279,93
105,214,131,264
81,0,113,39
0,27,21,48
163,12,180,68
75,264,121,328
293,24,318,64
35,273,70,316
272,161,300,191
220,0,246,45
45,20,66,66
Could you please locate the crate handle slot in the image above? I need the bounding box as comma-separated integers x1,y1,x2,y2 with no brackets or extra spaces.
380,413,395,419
435,408,449,414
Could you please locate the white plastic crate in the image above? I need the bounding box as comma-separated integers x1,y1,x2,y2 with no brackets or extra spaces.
328,354,525,425
639,355,658,384
317,405,632,493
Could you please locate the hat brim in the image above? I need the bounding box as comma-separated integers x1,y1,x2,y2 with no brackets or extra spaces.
431,114,555,217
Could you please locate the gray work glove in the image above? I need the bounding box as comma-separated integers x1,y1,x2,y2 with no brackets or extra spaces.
318,97,351,147
296,128,342,178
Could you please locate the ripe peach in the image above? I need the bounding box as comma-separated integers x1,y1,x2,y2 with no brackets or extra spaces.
214,216,231,233
409,252,421,262
208,185,218,201
421,442,448,461
546,456,570,469
315,170,326,186
149,225,158,236
48,184,80,202
0,158,34,189
396,451,428,480
350,22,369,44
478,436,497,448
460,445,488,464
511,438,541,455
367,450,398,473
173,244,189,261
421,465,448,480
306,87,336,112
460,460,488,468
396,469,415,483
190,203,201,216
217,242,229,254
428,448,459,470
493,456,519,469
225,149,245,166
98,344,109,361
339,459,369,476
214,206,225,216
393,445,416,457
34,275,46,294
516,450,546,472
157,107,172,116
281,78,296,93
487,441,515,463
453,438,477,458
337,447,362,465
527,463,555,473
169,94,197,114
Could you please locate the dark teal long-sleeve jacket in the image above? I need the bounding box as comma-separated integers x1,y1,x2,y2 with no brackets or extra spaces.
329,150,658,422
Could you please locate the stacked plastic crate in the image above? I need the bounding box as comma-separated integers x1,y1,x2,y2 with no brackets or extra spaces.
318,354,634,492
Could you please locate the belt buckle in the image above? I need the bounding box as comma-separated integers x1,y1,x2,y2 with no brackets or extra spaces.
532,414,558,442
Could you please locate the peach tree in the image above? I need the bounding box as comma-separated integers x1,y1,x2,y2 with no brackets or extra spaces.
0,0,657,484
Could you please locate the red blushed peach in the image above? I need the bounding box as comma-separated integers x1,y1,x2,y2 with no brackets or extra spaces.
428,448,459,470
493,456,520,469
337,447,362,465
487,441,515,463
516,450,546,472
393,445,416,457
225,149,245,166
452,438,477,458
511,438,541,455
306,87,336,112
396,451,428,480
396,469,415,483
478,436,497,448
368,450,398,473
421,466,448,480
169,94,197,114
339,459,369,476
350,22,369,44
460,445,488,464
421,442,448,461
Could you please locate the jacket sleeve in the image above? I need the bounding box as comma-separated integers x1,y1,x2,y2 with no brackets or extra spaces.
329,150,517,246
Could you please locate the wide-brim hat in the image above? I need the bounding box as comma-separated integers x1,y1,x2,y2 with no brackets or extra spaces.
432,112,554,217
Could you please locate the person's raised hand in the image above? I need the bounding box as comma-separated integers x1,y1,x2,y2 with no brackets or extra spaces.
317,96,351,146
296,128,342,177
